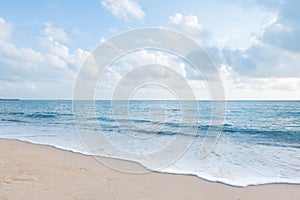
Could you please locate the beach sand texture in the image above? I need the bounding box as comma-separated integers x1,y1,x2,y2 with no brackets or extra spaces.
0,139,299,200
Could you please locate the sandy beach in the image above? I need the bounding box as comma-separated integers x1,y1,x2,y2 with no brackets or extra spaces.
0,139,299,200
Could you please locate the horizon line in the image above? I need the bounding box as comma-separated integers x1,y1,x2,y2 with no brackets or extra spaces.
1,98,300,101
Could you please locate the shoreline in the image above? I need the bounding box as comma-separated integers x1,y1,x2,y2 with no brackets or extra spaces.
0,139,300,200
3,138,299,188
0,138,299,199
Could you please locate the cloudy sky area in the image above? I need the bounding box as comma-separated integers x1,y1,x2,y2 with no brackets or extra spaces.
0,0,299,99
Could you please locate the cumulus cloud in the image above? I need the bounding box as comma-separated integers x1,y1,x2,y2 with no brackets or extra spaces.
222,42,300,78
43,23,70,43
208,0,300,99
218,0,300,78
97,49,188,88
213,64,300,100
208,40,300,98
93,48,214,99
169,13,208,43
38,31,89,70
0,37,88,82
39,36,89,70
0,40,44,64
230,0,298,52
0,17,12,41
0,20,89,98
101,0,145,22
169,13,203,31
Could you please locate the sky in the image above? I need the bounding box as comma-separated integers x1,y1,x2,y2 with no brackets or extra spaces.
0,0,299,100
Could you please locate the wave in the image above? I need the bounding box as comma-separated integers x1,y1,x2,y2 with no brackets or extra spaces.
1,119,26,123
97,121,300,145
1,111,73,119
8,111,25,116
26,113,57,119
278,111,300,117
2,110,298,144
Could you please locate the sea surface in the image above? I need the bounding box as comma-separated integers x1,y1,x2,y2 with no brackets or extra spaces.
0,100,299,186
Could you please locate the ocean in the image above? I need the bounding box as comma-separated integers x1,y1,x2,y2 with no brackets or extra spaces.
0,100,299,186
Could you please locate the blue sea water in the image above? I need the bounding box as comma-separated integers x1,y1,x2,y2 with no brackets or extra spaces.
0,100,299,186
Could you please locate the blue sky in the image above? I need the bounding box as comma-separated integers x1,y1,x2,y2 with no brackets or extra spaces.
0,0,299,99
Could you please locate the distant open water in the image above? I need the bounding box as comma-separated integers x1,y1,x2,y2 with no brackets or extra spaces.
0,100,299,186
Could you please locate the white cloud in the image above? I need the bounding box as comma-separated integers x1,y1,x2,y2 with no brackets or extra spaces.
258,1,300,53
43,23,70,43
169,13,203,30
169,13,207,44
0,20,89,99
39,36,89,69
93,49,209,99
204,42,300,99
96,49,184,85
0,17,12,41
202,0,300,99
40,37,70,59
215,64,300,100
222,42,300,78
101,0,145,22
0,37,85,81
0,40,44,63
45,54,67,69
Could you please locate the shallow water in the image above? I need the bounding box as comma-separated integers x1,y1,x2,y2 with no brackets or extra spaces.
0,100,299,186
